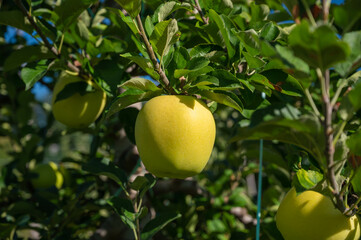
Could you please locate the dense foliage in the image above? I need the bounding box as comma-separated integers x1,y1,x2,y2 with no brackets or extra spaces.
1,0,361,239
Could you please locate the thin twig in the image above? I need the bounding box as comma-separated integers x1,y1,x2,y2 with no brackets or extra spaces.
322,0,331,22
331,81,347,108
300,0,317,27
135,15,175,94
194,0,208,25
13,0,80,73
304,88,321,117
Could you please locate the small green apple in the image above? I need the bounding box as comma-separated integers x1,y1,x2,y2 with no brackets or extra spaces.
31,162,63,189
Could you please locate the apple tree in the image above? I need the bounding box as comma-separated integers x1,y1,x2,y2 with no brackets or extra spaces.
1,0,361,239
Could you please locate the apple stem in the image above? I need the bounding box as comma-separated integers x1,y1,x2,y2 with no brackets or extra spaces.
13,0,81,73
135,15,176,95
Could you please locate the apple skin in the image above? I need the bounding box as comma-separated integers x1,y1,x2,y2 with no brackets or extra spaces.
276,187,360,240
52,73,106,128
31,162,64,189
135,95,216,179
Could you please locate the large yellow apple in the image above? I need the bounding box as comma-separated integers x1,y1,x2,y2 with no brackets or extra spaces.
52,73,106,128
31,162,64,189
276,187,360,240
135,95,216,179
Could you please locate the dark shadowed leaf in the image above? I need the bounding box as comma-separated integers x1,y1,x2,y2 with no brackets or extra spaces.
141,212,181,240
83,159,127,186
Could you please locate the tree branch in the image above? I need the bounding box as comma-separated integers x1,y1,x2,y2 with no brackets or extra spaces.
318,68,346,213
13,0,80,73
322,0,331,22
194,0,208,25
135,15,175,94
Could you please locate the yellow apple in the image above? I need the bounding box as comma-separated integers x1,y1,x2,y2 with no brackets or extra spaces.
276,187,360,240
52,73,106,128
31,162,63,189
135,95,216,179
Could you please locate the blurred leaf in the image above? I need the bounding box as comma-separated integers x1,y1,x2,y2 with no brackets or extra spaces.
275,45,310,74
106,89,163,118
0,10,33,34
4,46,54,72
20,60,49,90
115,0,141,18
289,21,350,70
339,78,361,120
351,167,361,193
334,31,361,77
250,2,270,23
150,19,179,58
0,223,15,239
119,108,139,144
55,0,97,29
83,159,127,187
296,169,323,189
141,212,181,240
346,130,361,156
333,0,361,33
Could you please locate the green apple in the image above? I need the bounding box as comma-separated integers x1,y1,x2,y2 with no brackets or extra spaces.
31,162,63,189
135,95,216,179
52,72,106,128
276,187,360,240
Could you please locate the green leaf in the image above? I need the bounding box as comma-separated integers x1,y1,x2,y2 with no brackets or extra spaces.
339,78,361,120
334,31,361,77
4,46,54,72
55,0,97,29
118,108,139,144
275,45,310,74
129,174,156,199
296,169,323,189
120,78,160,91
198,90,243,112
20,60,49,90
145,16,155,37
351,167,361,193
108,197,136,229
289,21,350,70
115,0,141,18
0,10,33,34
156,1,192,22
189,44,224,58
243,51,265,69
106,89,163,118
233,29,260,56
346,130,361,156
113,8,139,35
83,159,127,186
93,60,125,95
0,223,15,239
208,10,236,59
260,22,280,41
232,105,325,166
54,81,94,104
250,3,270,23
261,70,304,97
141,212,181,240
150,19,180,58
120,53,159,80
200,0,233,15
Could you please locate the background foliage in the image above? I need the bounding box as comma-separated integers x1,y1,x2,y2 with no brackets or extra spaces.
1,0,361,239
